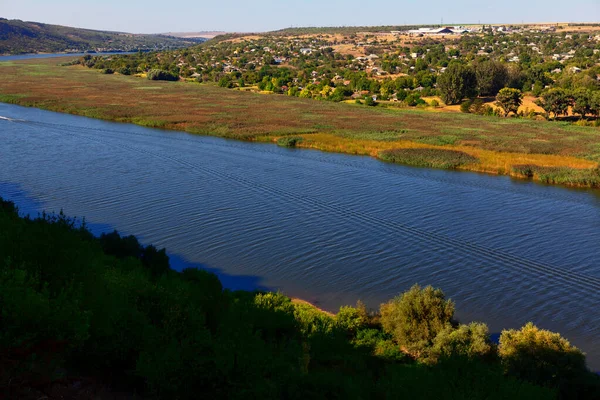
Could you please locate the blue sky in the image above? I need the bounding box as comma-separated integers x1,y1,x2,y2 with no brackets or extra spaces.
3,0,599,33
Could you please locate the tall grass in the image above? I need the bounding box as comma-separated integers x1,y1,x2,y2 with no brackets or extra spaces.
512,165,600,187
379,148,479,169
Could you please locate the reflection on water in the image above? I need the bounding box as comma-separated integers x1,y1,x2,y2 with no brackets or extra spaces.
1,103,599,369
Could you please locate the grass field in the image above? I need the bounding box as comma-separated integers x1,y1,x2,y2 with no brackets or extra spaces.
1,58,600,187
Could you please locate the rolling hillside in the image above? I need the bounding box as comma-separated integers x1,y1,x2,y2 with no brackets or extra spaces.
0,18,204,54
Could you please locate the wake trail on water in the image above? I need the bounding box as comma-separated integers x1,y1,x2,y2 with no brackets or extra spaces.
16,119,598,208
20,120,600,295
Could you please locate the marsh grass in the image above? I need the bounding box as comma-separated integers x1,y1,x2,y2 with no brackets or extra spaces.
379,148,479,169
1,58,600,187
277,136,304,147
512,164,600,187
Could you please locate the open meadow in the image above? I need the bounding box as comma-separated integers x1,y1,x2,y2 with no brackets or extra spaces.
1,58,600,187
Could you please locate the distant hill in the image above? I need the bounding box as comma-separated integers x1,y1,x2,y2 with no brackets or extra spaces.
162,31,227,39
0,18,205,55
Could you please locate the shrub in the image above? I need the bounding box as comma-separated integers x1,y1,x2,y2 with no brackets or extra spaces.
378,148,479,169
428,322,495,363
147,69,179,81
499,323,595,397
101,68,114,74
364,96,377,106
429,99,439,107
277,136,303,147
336,304,367,334
379,284,455,357
460,99,473,113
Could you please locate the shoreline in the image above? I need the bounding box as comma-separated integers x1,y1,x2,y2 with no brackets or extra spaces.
0,59,599,190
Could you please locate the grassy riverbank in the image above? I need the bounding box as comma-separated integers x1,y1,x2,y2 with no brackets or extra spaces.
1,58,600,187
3,198,600,399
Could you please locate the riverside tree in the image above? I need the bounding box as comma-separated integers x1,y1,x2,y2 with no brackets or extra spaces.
380,284,455,357
495,88,523,117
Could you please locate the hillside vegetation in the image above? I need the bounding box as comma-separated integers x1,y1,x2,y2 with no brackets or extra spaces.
1,198,600,399
0,18,203,55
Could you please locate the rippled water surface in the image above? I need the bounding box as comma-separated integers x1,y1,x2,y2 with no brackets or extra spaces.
1,103,599,368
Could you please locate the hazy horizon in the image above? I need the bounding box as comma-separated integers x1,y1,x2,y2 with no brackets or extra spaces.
2,0,599,34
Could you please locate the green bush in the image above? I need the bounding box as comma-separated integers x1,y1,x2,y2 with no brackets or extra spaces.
499,322,596,397
277,136,303,147
428,322,495,363
147,69,179,81
460,99,473,113
379,284,456,357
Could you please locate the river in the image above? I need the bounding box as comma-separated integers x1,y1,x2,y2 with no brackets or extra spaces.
1,102,599,369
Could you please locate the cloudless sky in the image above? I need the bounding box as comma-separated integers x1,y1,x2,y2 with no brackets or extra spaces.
2,0,599,33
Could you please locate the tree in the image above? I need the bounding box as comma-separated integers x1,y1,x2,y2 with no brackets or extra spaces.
495,88,523,117
437,63,476,105
474,60,509,96
380,284,455,357
499,323,591,396
591,91,600,117
535,88,571,119
572,89,592,119
428,322,495,363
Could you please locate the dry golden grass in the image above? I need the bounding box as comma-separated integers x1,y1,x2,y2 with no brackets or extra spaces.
1,58,599,187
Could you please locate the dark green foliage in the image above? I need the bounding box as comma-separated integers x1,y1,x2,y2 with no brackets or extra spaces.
496,88,523,117
499,323,600,399
378,357,556,399
0,200,593,399
474,60,509,97
428,322,496,363
379,284,456,357
277,136,303,147
437,63,477,105
379,148,479,169
535,88,571,119
147,69,179,81
364,96,377,106
460,99,473,113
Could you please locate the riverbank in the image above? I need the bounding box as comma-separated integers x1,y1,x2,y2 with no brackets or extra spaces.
0,57,599,188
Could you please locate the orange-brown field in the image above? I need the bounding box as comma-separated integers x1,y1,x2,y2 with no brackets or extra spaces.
1,58,600,187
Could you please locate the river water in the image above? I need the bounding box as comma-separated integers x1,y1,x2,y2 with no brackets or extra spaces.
1,103,599,369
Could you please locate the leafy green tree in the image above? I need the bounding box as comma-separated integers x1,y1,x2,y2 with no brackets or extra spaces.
591,91,600,117
495,88,523,117
572,89,592,119
474,60,509,96
437,63,476,105
535,88,571,119
380,284,455,357
499,323,595,397
428,322,495,363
